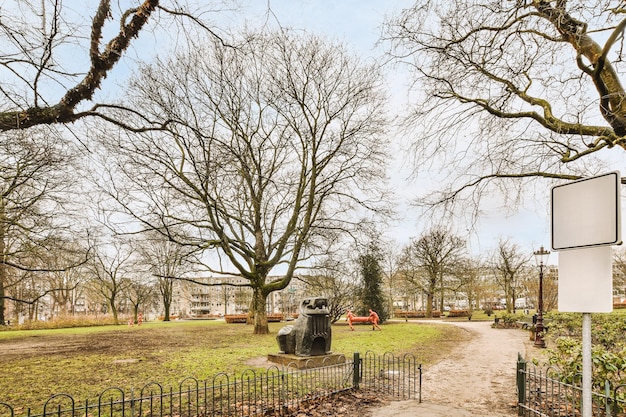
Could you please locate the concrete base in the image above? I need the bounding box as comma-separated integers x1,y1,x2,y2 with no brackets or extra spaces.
267,353,346,369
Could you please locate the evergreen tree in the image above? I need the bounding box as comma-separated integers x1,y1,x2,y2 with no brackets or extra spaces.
357,242,387,322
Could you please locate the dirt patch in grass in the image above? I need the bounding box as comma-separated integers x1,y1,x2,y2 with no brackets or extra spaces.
0,327,198,359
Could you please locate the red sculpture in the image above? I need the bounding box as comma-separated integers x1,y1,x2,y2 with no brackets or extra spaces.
345,309,382,331
368,309,382,331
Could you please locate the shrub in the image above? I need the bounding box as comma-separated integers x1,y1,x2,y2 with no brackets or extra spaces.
1,315,117,331
535,312,626,391
492,312,524,328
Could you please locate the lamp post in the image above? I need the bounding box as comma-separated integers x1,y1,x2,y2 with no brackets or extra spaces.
533,246,550,348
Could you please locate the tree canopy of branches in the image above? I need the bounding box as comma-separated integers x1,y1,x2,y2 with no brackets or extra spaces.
138,235,192,321
87,240,134,325
399,228,466,317
0,129,82,324
385,1,626,213
303,255,358,323
0,0,162,132
99,30,390,334
491,239,529,313
0,0,234,135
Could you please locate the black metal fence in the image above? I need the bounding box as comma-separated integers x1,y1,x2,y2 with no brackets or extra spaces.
0,351,421,417
517,353,626,416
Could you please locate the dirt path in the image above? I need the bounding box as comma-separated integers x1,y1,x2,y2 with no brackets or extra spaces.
371,319,533,416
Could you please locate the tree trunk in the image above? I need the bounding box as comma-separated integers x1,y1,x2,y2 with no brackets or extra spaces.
110,297,119,325
132,303,139,324
252,288,269,334
163,302,171,321
426,292,434,318
0,283,5,325
0,199,5,325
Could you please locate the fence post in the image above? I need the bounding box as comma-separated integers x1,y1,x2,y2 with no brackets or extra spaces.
353,352,361,389
517,353,526,416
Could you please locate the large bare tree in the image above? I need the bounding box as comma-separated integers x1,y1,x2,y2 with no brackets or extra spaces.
0,129,84,324
87,239,134,325
97,30,390,334
491,239,529,313
138,235,192,321
399,228,466,317
385,1,626,213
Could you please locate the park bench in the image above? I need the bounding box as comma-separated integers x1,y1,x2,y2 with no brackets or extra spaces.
224,313,285,323
516,316,533,329
225,314,248,323
515,316,550,333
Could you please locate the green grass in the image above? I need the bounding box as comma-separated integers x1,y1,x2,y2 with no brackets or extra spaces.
0,319,469,410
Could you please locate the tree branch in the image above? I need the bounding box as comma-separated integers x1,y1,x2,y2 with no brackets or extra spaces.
0,0,159,132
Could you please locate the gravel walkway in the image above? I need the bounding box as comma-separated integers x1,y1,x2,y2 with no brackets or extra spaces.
370,320,534,417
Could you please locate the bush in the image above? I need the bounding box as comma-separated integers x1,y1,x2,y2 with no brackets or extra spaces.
1,315,117,331
492,312,524,328
535,312,626,391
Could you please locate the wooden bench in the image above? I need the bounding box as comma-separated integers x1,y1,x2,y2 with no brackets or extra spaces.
224,314,285,323
225,314,248,323
516,317,550,332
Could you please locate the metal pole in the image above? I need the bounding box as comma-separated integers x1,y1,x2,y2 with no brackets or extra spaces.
582,313,592,417
534,262,546,348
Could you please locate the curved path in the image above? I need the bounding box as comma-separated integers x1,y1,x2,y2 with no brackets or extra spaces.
372,320,534,417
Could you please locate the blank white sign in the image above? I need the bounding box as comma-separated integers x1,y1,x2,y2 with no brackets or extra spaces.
551,172,621,250
558,246,613,313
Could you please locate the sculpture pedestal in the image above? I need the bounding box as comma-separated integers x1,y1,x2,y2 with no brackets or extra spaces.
267,353,346,369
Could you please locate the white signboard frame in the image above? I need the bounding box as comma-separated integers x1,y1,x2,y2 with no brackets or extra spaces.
558,246,613,313
551,171,621,251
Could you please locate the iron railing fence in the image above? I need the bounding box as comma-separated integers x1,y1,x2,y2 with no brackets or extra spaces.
0,351,421,417
517,353,626,417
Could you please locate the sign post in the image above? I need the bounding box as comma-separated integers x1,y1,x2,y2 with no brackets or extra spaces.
551,171,621,417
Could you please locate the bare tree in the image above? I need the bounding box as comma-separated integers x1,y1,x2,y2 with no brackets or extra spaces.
399,228,466,317
491,239,529,313
0,0,158,132
87,240,133,324
138,235,192,321
384,1,626,214
0,130,85,324
45,241,89,316
381,242,401,317
97,30,390,334
127,277,157,324
452,257,484,314
302,255,359,323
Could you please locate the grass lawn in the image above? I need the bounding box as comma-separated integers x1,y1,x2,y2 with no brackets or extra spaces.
0,319,470,410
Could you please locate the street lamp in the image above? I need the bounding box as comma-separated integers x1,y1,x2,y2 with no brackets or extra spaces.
533,246,550,348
